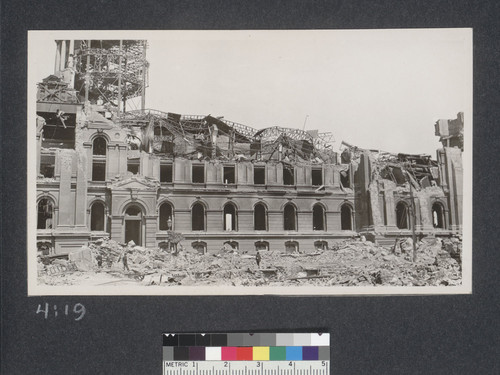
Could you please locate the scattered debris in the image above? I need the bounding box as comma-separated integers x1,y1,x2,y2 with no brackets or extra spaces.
38,236,462,287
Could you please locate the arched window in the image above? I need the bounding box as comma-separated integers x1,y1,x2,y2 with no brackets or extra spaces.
37,241,52,256
255,241,269,251
340,204,353,231
285,240,299,253
37,198,54,229
314,240,328,250
92,137,107,181
223,203,237,231
432,202,446,229
159,202,173,230
254,203,267,231
313,204,326,231
284,203,297,231
223,241,239,251
93,137,107,155
192,241,207,254
396,201,410,229
192,203,206,231
90,201,105,231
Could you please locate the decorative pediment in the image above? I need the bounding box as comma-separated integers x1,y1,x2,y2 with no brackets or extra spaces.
107,176,160,191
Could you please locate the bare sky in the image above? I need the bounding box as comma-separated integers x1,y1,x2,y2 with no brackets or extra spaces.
29,29,472,156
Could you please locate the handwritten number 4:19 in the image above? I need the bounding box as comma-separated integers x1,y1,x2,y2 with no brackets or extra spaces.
36,303,86,321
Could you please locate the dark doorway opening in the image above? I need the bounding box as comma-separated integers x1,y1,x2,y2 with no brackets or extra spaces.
125,206,142,245
125,221,141,245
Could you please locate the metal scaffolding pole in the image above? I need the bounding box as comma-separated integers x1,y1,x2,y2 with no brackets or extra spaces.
84,40,91,105
141,40,147,111
117,40,123,115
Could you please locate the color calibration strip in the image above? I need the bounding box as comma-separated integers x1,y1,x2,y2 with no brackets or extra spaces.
163,333,330,375
163,333,329,361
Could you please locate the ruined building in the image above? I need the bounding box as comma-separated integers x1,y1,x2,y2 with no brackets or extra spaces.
35,40,463,255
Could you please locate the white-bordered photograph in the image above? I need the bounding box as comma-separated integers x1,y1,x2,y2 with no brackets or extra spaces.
27,29,472,295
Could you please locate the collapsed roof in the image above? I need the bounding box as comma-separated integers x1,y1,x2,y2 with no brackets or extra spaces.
119,109,337,164
340,141,440,190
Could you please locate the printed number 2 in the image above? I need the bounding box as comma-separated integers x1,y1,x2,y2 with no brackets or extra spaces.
224,362,228,367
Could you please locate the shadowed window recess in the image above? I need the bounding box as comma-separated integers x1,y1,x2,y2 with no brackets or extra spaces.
37,198,54,229
192,203,206,231
90,201,105,231
313,204,326,231
284,203,297,231
254,203,267,231
223,203,237,231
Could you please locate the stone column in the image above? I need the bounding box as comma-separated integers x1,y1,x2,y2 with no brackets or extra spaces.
54,41,61,74
57,150,74,227
60,40,67,71
74,147,88,227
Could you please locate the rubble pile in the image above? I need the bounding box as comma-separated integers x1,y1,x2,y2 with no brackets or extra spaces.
38,236,462,287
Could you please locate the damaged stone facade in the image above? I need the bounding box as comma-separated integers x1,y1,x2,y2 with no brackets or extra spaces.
35,39,463,256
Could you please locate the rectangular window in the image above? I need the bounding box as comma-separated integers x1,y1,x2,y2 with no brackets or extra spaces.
283,167,294,185
92,162,106,181
254,166,265,185
312,168,323,186
223,165,235,184
192,164,205,183
127,160,140,175
40,154,55,178
160,164,173,183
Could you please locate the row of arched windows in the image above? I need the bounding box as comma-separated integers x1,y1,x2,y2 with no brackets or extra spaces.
37,198,446,232
36,198,355,232
177,240,331,254
188,202,354,232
